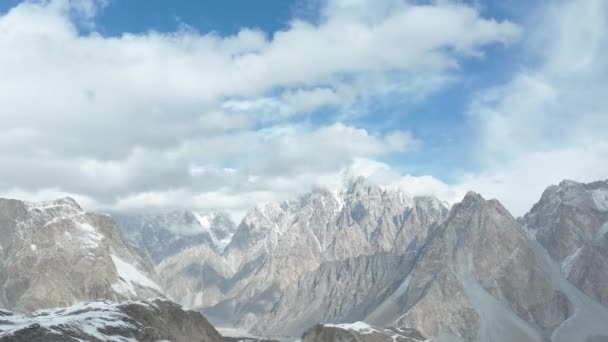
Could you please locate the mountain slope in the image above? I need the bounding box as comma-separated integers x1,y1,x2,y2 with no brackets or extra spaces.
157,181,449,335
377,191,608,342
0,298,223,342
523,180,608,305
0,197,162,312
113,211,237,264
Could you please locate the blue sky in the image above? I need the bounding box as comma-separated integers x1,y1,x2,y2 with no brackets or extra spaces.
95,0,298,36
0,0,606,218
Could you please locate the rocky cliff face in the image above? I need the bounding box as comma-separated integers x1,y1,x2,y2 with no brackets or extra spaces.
523,180,608,306
386,192,566,341
0,298,223,342
250,252,414,335
302,322,429,342
156,180,449,335
113,211,237,264
366,185,608,342
0,197,163,312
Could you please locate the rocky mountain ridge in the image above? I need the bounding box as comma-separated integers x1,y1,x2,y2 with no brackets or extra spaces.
150,179,608,341
156,180,450,335
113,210,237,263
2,178,607,342
0,197,165,313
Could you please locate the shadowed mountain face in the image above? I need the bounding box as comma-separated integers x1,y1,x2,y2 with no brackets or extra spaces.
0,298,224,342
0,198,163,312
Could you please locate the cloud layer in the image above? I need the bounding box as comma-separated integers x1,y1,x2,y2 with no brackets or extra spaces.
2,0,605,219
0,0,522,217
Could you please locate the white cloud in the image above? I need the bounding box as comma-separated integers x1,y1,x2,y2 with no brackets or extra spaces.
289,0,608,218
460,0,608,216
0,0,522,215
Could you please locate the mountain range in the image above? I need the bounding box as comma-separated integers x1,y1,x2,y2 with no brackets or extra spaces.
0,178,607,341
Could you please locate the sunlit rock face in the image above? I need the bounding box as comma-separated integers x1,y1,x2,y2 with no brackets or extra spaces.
0,197,162,312
381,181,608,342
135,178,608,342
523,180,608,306
156,180,449,335
389,192,570,341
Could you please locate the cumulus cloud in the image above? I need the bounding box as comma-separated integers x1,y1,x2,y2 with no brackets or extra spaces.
460,0,608,215
285,0,608,218
0,0,522,218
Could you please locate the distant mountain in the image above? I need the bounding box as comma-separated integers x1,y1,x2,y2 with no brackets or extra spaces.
0,298,223,342
0,197,162,312
156,179,449,334
113,211,237,263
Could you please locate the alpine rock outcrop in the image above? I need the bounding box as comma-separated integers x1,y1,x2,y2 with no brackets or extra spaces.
523,180,608,306
0,197,163,312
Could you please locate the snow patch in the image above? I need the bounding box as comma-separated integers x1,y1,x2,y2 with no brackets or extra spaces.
216,327,259,338
0,301,137,342
193,213,212,231
560,247,582,276
323,321,376,334
592,189,608,211
111,255,161,296
309,229,323,253
77,222,103,248
332,190,345,213
193,212,234,252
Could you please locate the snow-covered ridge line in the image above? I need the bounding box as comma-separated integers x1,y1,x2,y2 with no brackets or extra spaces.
322,321,377,334
0,298,224,342
305,322,431,342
